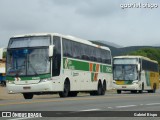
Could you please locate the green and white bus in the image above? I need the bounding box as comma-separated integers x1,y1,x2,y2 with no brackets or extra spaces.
113,56,159,94
6,33,112,99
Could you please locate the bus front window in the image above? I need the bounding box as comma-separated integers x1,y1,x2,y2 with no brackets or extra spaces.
7,49,27,76
124,65,138,80
28,49,50,75
114,65,138,80
113,66,123,80
7,48,50,76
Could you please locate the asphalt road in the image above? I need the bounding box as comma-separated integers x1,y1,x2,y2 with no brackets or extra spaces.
0,90,160,120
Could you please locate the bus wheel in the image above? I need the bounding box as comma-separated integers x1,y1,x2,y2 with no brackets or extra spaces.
68,92,78,97
117,90,121,94
23,93,33,99
101,81,106,95
96,81,103,95
139,83,144,93
152,83,156,93
59,80,70,98
1,81,6,87
90,91,96,96
131,90,137,94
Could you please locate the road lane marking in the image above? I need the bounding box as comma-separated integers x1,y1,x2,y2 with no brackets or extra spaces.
116,105,137,108
69,108,100,114
146,103,160,106
0,94,160,107
79,109,101,111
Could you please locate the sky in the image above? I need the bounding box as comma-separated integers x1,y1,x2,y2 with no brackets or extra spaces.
0,0,160,47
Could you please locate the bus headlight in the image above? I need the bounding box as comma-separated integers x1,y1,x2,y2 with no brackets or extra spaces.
132,80,138,84
112,81,116,84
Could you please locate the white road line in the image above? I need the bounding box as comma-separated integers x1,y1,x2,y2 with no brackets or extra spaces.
146,103,160,106
108,107,113,109
116,105,137,108
79,109,101,111
8,117,36,120
69,108,101,114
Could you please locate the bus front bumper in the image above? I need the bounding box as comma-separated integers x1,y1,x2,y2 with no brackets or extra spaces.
6,81,54,94
112,83,141,91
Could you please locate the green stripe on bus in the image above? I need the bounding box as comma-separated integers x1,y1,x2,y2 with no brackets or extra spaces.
63,58,112,73
100,64,103,73
124,81,133,85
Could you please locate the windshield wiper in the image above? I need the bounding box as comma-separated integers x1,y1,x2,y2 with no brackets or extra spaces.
28,61,38,76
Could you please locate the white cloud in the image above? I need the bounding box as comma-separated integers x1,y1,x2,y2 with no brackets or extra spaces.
0,0,160,47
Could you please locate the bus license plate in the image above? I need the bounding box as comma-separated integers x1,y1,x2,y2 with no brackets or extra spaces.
122,86,126,88
23,87,31,90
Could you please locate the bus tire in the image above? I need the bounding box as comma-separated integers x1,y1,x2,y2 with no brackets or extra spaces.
131,90,137,94
152,83,156,93
101,80,106,95
1,81,6,87
59,79,70,98
96,81,103,95
139,83,144,93
68,91,78,97
23,93,33,99
90,91,96,96
117,90,121,94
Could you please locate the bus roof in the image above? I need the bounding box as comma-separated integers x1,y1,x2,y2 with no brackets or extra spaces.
113,55,158,64
12,33,110,51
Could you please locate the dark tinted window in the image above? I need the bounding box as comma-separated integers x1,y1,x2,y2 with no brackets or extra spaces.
62,38,111,64
52,36,61,76
142,59,158,72
63,38,73,57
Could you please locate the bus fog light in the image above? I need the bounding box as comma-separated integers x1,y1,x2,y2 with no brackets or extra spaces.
9,91,13,93
132,80,138,84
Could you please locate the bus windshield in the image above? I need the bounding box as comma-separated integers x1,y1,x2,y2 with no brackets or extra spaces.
7,48,50,76
113,65,138,81
8,36,50,48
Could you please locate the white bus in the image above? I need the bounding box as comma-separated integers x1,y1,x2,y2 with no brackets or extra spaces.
6,33,112,99
113,56,159,94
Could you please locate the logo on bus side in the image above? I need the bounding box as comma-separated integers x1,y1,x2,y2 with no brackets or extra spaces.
64,58,69,69
64,58,75,70
14,77,21,81
106,67,112,73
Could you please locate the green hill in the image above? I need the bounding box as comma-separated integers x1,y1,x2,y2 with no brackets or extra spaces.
91,40,160,68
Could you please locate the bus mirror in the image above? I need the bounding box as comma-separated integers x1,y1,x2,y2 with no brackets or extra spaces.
137,64,140,71
49,45,54,57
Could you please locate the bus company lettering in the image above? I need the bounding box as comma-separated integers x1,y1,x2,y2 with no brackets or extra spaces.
106,67,112,73
14,77,21,81
32,77,40,80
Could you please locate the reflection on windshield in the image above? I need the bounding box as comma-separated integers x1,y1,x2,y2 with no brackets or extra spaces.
7,48,50,76
113,65,138,80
